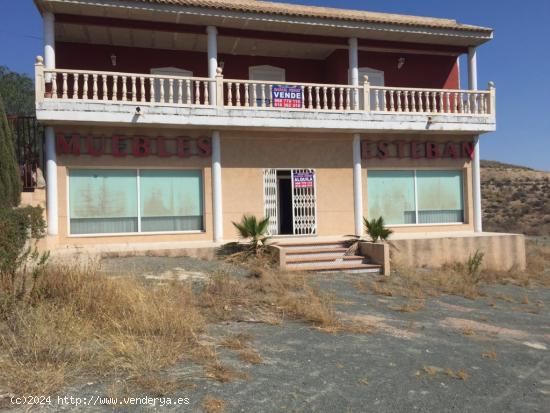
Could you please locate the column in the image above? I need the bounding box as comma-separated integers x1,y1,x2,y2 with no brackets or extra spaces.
472,136,482,232
43,12,55,81
348,38,359,108
352,134,363,237
206,26,218,105
45,126,58,235
468,47,482,232
212,131,223,242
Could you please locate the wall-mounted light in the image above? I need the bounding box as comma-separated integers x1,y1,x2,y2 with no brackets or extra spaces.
397,57,406,70
110,53,117,67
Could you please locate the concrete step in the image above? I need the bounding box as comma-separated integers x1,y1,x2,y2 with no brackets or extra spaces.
286,255,366,266
285,247,348,259
274,240,349,251
287,262,382,274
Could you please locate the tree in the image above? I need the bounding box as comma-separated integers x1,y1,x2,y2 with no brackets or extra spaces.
0,66,35,116
0,93,21,208
232,214,270,254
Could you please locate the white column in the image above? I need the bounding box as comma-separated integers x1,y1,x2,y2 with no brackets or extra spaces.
472,136,482,232
468,47,482,232
206,26,218,105
212,131,223,242
43,12,55,76
45,126,58,235
348,37,359,108
468,47,477,90
352,134,363,237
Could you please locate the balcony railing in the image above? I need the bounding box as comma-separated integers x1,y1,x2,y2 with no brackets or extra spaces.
35,57,495,117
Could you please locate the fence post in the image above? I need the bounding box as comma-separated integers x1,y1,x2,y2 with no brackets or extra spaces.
215,67,224,107
35,56,45,103
488,81,496,116
363,75,370,112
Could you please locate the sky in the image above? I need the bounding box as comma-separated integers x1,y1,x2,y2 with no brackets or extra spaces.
0,0,549,171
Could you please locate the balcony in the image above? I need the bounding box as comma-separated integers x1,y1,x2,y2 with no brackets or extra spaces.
35,59,496,133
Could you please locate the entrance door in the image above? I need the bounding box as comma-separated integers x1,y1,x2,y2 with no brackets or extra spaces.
263,168,317,236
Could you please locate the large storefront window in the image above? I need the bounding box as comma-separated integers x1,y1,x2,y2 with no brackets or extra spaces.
367,170,464,225
69,169,203,235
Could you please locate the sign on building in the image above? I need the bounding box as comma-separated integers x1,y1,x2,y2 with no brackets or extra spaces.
272,85,303,108
293,171,314,188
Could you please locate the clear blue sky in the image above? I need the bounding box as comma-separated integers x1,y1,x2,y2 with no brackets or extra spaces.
1,0,549,171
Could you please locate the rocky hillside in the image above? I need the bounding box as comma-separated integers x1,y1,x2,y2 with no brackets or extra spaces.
481,160,550,236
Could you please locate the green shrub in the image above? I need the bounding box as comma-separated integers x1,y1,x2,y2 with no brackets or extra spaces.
0,93,21,208
0,206,48,307
232,215,270,255
364,216,393,243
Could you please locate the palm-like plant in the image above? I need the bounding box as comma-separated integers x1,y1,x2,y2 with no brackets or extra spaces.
364,216,393,242
232,214,271,253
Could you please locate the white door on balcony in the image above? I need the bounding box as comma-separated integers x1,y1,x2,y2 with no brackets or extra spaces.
151,67,193,104
249,65,286,107
349,67,385,110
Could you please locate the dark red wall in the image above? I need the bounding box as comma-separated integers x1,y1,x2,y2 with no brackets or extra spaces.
56,42,458,88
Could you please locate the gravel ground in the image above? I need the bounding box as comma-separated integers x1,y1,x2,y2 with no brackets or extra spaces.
7,256,550,413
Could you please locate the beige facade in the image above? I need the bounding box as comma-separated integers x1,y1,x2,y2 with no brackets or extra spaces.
51,126,477,247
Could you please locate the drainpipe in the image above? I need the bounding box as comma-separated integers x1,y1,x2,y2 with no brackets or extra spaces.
468,47,482,233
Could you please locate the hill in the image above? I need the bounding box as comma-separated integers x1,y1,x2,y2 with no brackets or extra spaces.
481,160,550,235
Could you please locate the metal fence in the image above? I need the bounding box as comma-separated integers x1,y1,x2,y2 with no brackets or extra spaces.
7,116,44,191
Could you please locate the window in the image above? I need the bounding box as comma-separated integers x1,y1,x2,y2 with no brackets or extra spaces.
367,170,464,226
69,169,204,235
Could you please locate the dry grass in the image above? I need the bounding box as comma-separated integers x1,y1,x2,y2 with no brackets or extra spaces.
482,350,497,360
219,332,253,350
238,348,263,364
203,395,226,413
204,361,249,383
358,377,369,385
446,368,470,380
388,299,425,313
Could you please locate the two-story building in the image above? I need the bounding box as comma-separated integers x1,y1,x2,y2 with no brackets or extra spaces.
31,0,525,270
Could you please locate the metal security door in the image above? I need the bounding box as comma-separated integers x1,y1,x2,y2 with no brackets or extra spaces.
291,169,317,235
263,169,278,235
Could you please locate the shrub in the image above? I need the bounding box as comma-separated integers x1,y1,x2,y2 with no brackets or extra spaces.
0,93,21,208
364,216,393,243
0,206,48,308
232,214,270,254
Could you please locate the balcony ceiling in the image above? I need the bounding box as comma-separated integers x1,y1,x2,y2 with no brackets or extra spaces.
38,0,492,47
56,23,338,59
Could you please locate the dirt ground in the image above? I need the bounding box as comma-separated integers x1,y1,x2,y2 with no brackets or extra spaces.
8,255,550,413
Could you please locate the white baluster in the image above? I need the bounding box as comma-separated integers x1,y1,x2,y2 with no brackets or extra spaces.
139,77,145,103
167,79,173,103
252,84,257,107
131,76,137,102
397,91,403,112
410,91,416,112
149,77,154,103
338,87,344,110
92,74,98,100
158,78,164,103
430,91,436,113
244,84,250,107
73,73,79,99
261,84,266,107
307,86,313,109
61,73,68,99
374,89,380,111
194,80,200,104
330,87,336,110
235,83,241,106
227,82,233,106
444,92,450,114
203,81,209,105
346,88,351,110
389,90,395,112
121,76,127,102
186,80,191,104
101,75,107,100
322,87,328,110
300,85,305,109
177,79,183,104
315,87,320,109
82,74,88,100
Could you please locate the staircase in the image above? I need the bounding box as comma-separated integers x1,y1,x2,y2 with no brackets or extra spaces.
274,240,382,274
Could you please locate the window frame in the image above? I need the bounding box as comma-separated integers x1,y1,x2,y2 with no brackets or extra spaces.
367,168,466,228
66,167,206,237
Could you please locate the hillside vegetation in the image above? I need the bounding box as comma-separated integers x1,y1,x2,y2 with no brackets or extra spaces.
481,160,550,236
